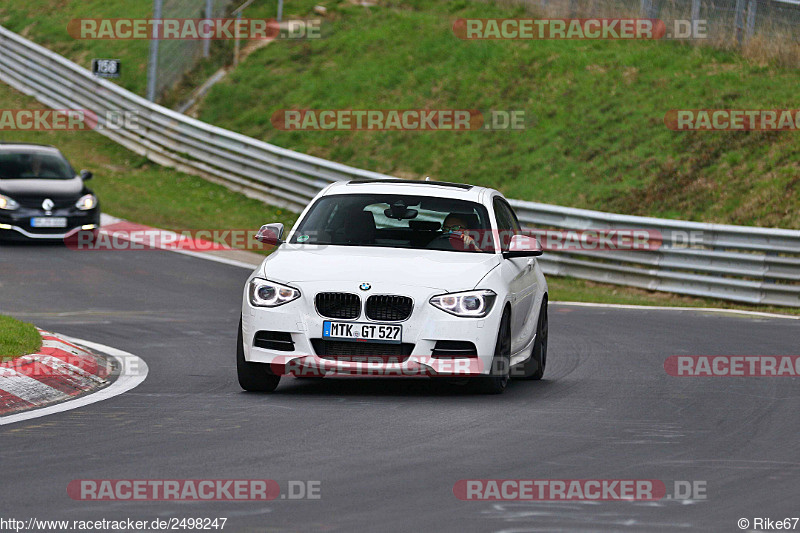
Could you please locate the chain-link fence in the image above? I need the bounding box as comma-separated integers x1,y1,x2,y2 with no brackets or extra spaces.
146,0,234,101
502,0,800,59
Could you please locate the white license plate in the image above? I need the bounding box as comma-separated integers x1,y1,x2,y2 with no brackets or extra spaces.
31,217,67,228
323,321,402,344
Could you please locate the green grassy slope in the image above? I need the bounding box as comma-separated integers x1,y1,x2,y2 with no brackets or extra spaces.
196,0,800,228
3,0,796,227
0,315,41,359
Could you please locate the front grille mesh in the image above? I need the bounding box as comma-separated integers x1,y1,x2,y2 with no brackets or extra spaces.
315,292,361,319
365,295,413,321
15,196,75,209
311,339,414,361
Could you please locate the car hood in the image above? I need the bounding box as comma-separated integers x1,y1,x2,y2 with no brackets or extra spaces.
260,245,501,291
0,177,83,198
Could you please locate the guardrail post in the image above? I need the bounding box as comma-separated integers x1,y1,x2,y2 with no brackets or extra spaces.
203,0,213,57
146,0,163,102
234,10,242,66
734,0,746,45
640,0,657,19
746,0,757,41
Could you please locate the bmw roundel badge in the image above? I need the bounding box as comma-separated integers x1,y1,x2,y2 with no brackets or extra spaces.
359,283,371,291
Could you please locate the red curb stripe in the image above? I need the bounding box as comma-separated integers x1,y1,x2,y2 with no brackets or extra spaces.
0,330,110,418
26,373,92,396
39,335,88,353
0,388,34,415
40,348,106,377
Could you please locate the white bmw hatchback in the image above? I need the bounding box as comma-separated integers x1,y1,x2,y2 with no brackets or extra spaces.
238,179,548,394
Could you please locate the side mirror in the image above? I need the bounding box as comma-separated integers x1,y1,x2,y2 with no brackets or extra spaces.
503,234,543,258
79,169,93,181
255,223,284,246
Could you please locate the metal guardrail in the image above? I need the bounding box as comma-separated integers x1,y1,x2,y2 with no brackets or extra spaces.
1,25,799,307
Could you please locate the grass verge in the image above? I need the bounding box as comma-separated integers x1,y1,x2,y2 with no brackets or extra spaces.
0,315,41,359
197,0,800,229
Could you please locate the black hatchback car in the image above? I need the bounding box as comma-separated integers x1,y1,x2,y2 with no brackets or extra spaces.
0,143,100,241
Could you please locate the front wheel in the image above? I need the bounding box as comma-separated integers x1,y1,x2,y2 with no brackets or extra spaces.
236,319,280,392
473,309,511,394
520,298,548,380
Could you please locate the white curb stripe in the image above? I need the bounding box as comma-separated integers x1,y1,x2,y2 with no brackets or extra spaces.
0,335,148,426
0,369,66,404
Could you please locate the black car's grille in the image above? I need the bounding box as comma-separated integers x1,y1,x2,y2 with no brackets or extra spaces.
14,196,77,209
315,292,361,319
311,339,414,361
365,295,413,321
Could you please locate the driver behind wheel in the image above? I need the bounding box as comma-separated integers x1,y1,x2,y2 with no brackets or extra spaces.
441,213,481,251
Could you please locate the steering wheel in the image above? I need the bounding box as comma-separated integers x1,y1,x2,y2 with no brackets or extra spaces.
427,232,478,251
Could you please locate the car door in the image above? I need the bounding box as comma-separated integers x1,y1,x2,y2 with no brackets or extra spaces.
493,197,538,355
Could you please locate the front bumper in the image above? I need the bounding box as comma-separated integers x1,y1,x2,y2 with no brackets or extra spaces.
0,206,100,241
241,280,504,377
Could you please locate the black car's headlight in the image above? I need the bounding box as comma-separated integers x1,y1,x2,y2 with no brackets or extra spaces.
75,194,97,211
430,289,496,318
249,278,301,307
0,194,19,211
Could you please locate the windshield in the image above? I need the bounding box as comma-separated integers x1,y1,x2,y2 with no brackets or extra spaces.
290,193,496,253
0,152,74,180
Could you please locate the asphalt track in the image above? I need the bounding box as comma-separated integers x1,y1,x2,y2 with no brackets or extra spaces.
1,242,798,532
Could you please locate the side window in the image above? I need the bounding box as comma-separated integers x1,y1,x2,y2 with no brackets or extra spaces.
493,197,519,251
508,204,521,232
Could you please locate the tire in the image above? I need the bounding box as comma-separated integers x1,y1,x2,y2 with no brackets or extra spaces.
473,309,511,394
236,318,281,392
520,298,548,380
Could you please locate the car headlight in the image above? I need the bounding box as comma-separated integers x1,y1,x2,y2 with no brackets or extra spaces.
0,194,19,211
429,289,496,318
75,194,97,211
249,278,301,307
